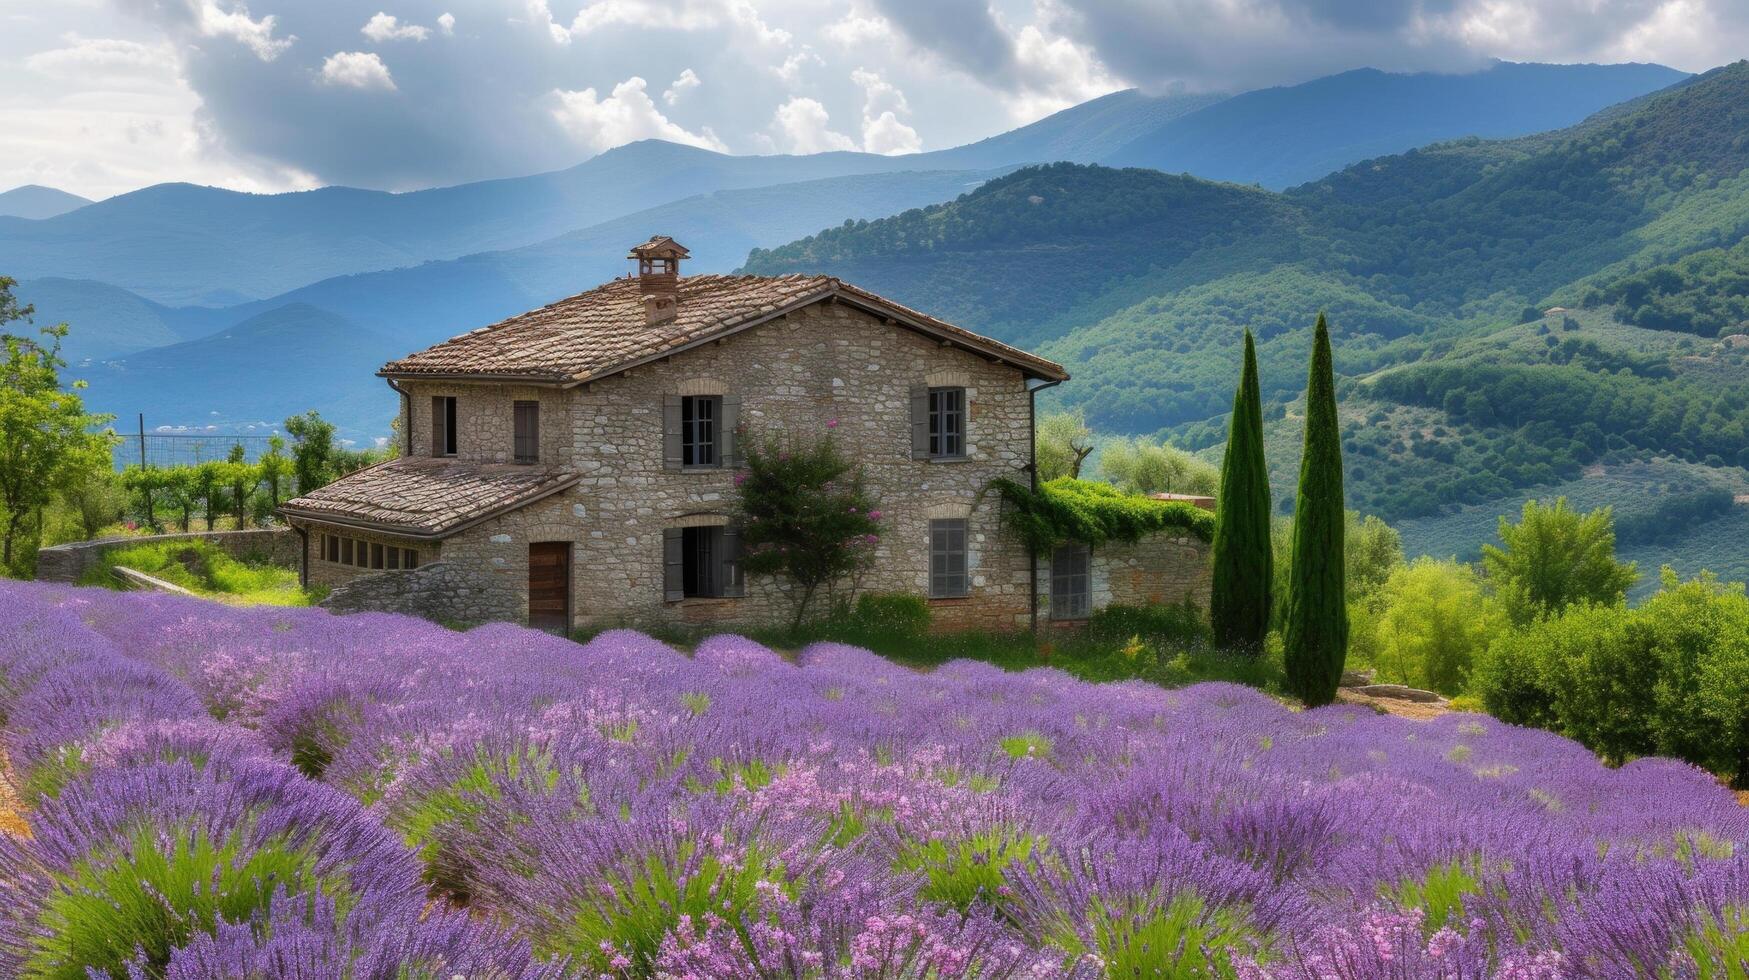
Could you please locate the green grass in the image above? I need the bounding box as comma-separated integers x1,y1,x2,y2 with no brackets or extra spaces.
77,538,318,606
744,599,1288,696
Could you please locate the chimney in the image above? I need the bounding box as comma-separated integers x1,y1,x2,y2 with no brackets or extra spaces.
629,236,690,325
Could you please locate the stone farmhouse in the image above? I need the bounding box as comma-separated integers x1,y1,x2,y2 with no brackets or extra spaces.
281,238,1210,632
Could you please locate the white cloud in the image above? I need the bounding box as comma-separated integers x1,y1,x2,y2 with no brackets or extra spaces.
191,0,294,61
436,12,455,35
824,11,895,47
362,12,430,42
551,76,728,152
771,51,823,85
767,96,857,153
560,0,791,46
25,36,180,84
663,67,701,105
861,110,921,153
851,68,920,153
319,51,398,91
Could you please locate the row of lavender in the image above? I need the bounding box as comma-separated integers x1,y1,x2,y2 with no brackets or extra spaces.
3,579,1748,977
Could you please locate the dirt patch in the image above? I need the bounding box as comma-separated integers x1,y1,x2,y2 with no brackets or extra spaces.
1336,688,1452,722
0,748,30,839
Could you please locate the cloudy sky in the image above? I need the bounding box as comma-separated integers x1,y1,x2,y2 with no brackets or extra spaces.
3,0,1744,199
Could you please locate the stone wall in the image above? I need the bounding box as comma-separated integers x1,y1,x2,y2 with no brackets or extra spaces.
35,528,300,584
318,560,519,625
389,299,1037,633
1035,534,1213,626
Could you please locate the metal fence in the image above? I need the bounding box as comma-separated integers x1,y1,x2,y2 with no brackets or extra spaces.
112,434,281,470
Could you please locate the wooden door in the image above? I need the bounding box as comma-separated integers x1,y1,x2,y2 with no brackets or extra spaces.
528,542,571,632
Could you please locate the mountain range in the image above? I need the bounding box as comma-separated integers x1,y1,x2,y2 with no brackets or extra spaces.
746,61,1749,587
4,54,1731,568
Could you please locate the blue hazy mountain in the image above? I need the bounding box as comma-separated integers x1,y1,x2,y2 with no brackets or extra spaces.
0,184,92,219
60,167,1008,438
1103,61,1690,188
0,62,1681,306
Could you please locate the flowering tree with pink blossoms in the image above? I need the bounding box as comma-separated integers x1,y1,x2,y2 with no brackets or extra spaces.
736,426,883,628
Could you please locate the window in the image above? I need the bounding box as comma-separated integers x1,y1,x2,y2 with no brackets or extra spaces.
929,388,965,458
319,533,417,571
683,395,719,467
513,401,539,463
912,385,967,459
1050,543,1091,620
663,393,739,471
929,518,969,598
432,396,458,457
663,524,743,600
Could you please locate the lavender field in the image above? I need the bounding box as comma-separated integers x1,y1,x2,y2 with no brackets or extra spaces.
2,580,1747,978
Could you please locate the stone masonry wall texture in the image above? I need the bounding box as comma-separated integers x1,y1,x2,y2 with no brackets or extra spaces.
36,529,300,584
295,298,1210,632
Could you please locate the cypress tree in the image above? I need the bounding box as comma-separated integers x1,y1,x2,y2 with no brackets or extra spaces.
1210,330,1272,651
1284,313,1348,706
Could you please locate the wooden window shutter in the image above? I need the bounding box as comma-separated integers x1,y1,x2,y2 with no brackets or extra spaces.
662,395,684,471
663,527,685,601
719,523,744,597
720,394,742,468
513,401,539,463
909,384,929,459
430,396,447,457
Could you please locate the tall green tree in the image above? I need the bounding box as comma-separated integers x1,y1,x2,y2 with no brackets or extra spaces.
1035,410,1094,482
1482,497,1638,625
1209,330,1272,651
0,277,115,574
284,411,336,495
1283,314,1348,706
258,436,291,506
1099,437,1219,496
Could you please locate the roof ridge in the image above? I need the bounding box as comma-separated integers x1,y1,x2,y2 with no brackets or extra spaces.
379,267,1064,383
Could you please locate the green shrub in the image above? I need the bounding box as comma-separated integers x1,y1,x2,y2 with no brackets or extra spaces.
848,592,931,638
1086,602,1210,649
1472,571,1749,785
1368,558,1501,696
1472,631,1559,730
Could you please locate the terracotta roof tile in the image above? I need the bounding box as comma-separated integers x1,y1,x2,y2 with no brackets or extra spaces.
379,273,1068,383
279,457,578,538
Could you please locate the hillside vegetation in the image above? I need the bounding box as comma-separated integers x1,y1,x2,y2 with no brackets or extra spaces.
747,63,1749,529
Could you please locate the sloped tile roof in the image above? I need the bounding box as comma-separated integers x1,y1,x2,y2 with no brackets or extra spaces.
378,273,1068,383
279,457,578,538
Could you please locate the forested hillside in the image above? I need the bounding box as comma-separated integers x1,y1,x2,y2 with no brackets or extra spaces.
745,63,1749,555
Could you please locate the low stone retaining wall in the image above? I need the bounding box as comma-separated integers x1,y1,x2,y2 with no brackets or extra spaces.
35,528,300,584
318,561,521,626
